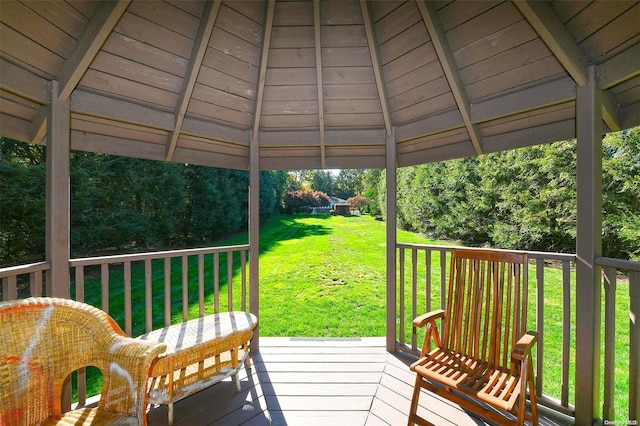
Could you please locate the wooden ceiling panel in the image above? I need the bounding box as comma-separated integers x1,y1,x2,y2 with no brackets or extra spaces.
324,99,382,115
324,112,383,127
452,19,537,69
378,22,430,65
208,26,261,66
127,1,199,39
191,83,254,114
202,47,258,83
385,60,444,98
270,26,314,49
79,69,179,109
224,0,266,25
90,51,183,93
273,1,313,26
391,92,457,124
1,2,78,59
479,101,575,137
388,76,450,112
260,114,319,129
459,39,551,86
115,12,193,59
186,98,252,127
577,4,640,62
197,65,256,100
323,84,379,101
265,68,316,86
268,48,315,68
262,100,318,116
103,32,188,77
466,57,566,102
437,0,502,32
373,1,421,45
444,1,522,51
0,91,38,122
612,77,640,106
322,47,371,67
323,67,375,85
216,3,263,47
382,43,437,82
565,1,636,43
263,85,318,102
0,23,62,78
321,25,367,48
321,0,363,25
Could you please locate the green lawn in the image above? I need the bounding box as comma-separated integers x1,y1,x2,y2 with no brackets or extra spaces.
75,213,631,418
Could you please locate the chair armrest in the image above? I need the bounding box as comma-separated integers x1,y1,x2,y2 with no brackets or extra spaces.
413,309,445,328
512,331,539,361
100,336,167,415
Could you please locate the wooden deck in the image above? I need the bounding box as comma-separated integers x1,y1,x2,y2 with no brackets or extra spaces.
146,337,572,426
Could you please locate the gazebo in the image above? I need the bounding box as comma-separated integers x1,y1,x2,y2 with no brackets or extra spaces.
1,1,639,424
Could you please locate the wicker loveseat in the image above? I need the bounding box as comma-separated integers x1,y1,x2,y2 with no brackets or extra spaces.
0,297,166,426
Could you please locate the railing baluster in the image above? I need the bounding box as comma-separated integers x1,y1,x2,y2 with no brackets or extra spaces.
241,250,247,311
227,252,233,311
124,261,132,336
198,254,205,317
182,255,188,322
411,248,418,351
145,259,152,333
440,250,447,311
101,264,109,314
164,257,171,327
4,276,17,300
603,265,616,421
399,247,405,347
561,259,571,408
214,252,220,313
535,258,544,398
31,271,43,297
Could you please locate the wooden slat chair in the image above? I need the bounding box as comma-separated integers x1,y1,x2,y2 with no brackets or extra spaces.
0,297,166,426
408,249,539,426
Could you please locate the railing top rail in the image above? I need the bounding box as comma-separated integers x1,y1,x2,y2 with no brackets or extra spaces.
597,256,640,272
0,261,50,278
396,243,576,262
70,244,250,267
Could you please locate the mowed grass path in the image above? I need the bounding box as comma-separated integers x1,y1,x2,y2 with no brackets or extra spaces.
257,214,437,336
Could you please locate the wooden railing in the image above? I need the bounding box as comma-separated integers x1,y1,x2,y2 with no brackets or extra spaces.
395,243,640,422
0,244,250,407
598,256,640,423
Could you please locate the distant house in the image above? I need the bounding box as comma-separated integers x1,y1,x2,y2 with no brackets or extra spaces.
328,196,351,216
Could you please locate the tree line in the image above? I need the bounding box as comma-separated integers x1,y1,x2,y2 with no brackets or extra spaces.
2,128,638,266
368,128,639,261
0,138,288,266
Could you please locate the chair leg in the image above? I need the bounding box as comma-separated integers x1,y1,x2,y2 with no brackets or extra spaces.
407,376,422,426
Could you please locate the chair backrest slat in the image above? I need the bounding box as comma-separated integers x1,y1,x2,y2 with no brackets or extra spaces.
442,249,528,370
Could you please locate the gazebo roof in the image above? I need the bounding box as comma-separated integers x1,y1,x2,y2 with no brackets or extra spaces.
1,0,639,170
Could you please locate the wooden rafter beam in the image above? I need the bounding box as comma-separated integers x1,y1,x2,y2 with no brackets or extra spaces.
314,0,326,169
166,0,221,161
252,0,276,143
31,0,130,144
360,0,393,139
512,0,622,131
417,0,483,155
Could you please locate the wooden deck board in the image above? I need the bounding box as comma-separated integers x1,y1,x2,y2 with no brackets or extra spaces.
146,337,572,426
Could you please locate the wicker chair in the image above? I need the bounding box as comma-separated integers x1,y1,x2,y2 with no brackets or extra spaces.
0,297,166,426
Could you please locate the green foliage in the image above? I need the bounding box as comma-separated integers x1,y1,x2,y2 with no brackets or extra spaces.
284,189,330,214
0,140,288,265
375,132,640,260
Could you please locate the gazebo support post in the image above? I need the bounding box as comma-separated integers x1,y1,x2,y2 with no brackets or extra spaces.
575,65,603,424
45,80,71,299
249,134,260,351
386,128,397,352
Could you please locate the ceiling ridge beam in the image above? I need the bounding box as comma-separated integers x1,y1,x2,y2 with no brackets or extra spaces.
314,0,326,169
511,0,622,131
31,0,131,144
252,0,276,143
166,0,221,161
416,0,483,155
360,0,393,139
